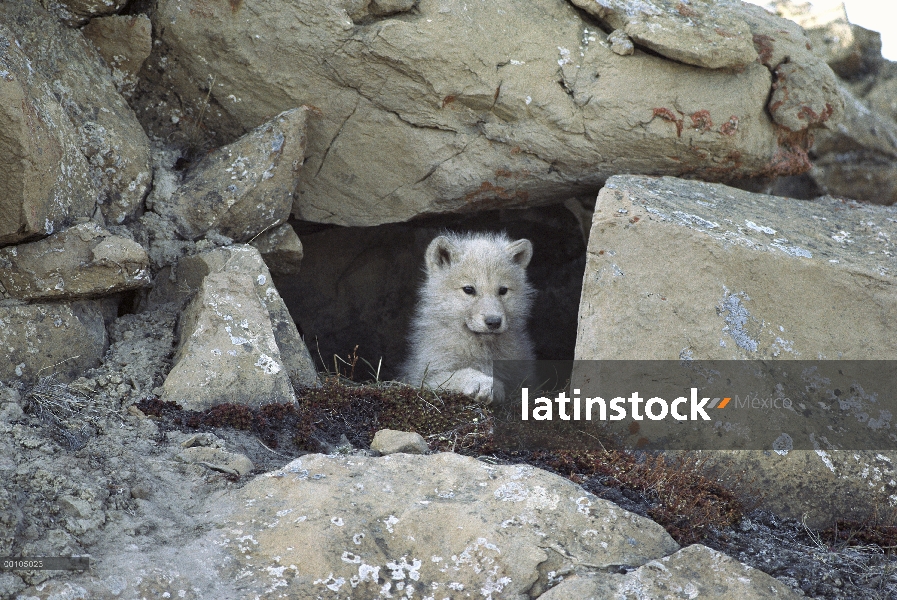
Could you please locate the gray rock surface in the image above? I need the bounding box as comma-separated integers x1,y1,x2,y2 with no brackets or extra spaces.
161,270,298,411
568,0,758,69
0,223,150,301
82,14,153,96
575,174,897,527
810,84,897,206
174,245,319,389
176,446,255,477
370,428,429,455
202,452,680,598
159,245,317,411
576,175,896,360
0,24,97,246
0,0,152,226
0,300,109,383
540,543,802,599
154,108,308,242
138,0,841,226
38,0,129,26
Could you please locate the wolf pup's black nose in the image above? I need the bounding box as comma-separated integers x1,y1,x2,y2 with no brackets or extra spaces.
485,316,502,330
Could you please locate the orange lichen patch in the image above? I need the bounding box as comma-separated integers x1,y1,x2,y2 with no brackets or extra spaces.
752,34,775,64
719,115,739,136
797,102,835,125
714,28,737,39
464,181,530,204
441,95,457,108
690,110,713,132
495,168,513,178
677,2,698,17
759,128,812,177
652,107,683,137
302,104,325,117
629,216,640,224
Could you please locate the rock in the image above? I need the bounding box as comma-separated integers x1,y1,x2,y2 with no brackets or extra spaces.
154,108,309,242
0,223,150,301
38,0,129,26
0,301,108,383
568,0,758,69
574,174,897,527
370,429,429,455
0,403,24,424
173,245,319,389
809,84,897,206
276,204,586,379
139,0,841,227
0,0,152,226
607,29,634,56
540,544,802,599
82,14,152,96
863,63,897,124
249,223,304,275
160,245,318,411
0,24,97,246
176,447,255,477
770,0,883,79
160,270,298,411
201,452,680,597
576,175,896,360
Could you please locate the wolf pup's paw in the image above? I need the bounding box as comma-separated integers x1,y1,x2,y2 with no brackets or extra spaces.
452,368,504,403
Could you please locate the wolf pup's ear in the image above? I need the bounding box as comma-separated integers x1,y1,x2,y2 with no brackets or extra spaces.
506,239,533,268
425,236,458,272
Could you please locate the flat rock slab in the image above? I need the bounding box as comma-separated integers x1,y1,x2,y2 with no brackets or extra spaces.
0,223,150,301
204,452,680,598
541,543,802,599
0,301,108,383
144,0,840,226
568,0,758,69
575,174,897,526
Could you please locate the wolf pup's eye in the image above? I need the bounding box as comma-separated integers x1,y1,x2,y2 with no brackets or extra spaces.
498,286,509,295
462,286,476,295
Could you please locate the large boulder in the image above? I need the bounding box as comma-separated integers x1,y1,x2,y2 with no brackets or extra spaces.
575,174,897,527
0,0,152,226
138,0,842,226
0,24,97,246
202,452,680,597
159,245,318,411
0,223,150,301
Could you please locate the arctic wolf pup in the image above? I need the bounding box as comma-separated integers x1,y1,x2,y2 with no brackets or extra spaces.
401,232,535,401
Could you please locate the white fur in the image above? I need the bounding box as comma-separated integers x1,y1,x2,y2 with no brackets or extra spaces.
400,232,535,402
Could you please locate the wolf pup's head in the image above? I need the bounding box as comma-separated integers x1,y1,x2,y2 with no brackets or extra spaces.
423,232,534,336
